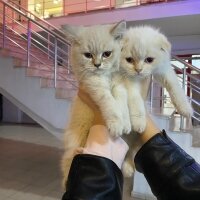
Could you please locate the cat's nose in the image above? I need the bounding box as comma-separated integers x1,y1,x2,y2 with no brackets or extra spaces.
94,63,101,68
135,68,142,73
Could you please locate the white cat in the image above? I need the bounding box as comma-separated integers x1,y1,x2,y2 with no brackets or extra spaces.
120,25,193,177
61,21,131,184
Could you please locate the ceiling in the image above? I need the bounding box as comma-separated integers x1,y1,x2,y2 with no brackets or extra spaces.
47,0,200,55
127,14,200,55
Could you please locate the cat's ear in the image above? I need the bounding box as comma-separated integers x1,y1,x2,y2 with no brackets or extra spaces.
160,35,171,53
110,21,126,40
61,24,81,44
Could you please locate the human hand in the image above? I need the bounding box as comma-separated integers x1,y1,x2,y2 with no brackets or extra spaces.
78,89,129,168
76,125,129,169
140,114,161,144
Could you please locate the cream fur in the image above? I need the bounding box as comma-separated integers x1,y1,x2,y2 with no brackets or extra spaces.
120,25,193,177
61,24,193,183
61,22,128,185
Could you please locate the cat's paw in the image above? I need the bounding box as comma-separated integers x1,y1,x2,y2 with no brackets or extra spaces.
177,104,193,118
122,161,134,178
123,119,131,135
131,116,146,134
107,119,123,137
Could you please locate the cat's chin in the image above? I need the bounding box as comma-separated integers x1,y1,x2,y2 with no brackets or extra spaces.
131,74,149,79
93,69,113,75
80,68,110,76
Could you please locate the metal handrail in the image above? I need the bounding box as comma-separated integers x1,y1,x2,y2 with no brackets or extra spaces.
172,55,200,73
0,0,73,88
7,0,68,42
1,0,68,44
150,55,200,129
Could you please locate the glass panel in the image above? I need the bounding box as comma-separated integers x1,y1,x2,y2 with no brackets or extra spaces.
192,55,200,69
171,60,184,69
28,0,63,19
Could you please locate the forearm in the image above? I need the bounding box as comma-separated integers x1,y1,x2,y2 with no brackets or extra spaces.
139,114,160,144
62,154,123,200
134,130,200,200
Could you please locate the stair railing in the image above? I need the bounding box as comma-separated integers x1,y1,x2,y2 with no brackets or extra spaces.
0,0,72,88
172,55,200,128
150,55,200,130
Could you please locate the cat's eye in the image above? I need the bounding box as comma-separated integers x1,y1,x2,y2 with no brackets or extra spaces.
145,57,154,63
126,57,134,64
102,51,112,58
84,52,93,59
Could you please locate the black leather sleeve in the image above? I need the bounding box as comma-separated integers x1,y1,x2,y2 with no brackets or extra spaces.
62,154,123,200
134,130,200,200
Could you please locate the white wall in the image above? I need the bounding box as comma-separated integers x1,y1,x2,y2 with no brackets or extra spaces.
0,56,71,138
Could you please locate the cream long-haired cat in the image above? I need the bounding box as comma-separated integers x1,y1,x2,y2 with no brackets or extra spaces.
120,25,193,176
61,21,131,184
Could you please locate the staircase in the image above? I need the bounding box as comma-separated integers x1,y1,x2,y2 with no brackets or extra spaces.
0,0,77,137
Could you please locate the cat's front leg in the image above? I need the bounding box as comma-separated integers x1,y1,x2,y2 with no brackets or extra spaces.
154,67,193,118
84,82,124,137
127,81,146,133
62,96,94,185
112,83,131,135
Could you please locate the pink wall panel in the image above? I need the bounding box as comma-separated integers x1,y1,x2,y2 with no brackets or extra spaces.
64,0,115,15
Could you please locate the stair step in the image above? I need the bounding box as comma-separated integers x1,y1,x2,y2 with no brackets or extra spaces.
0,33,55,65
0,47,10,56
0,47,54,68
55,88,77,100
0,30,46,49
0,32,27,44
26,67,72,81
0,26,75,101
190,147,200,163
0,39,51,57
151,114,170,130
40,78,78,89
0,45,53,64
13,57,28,67
25,63,72,75
168,131,193,148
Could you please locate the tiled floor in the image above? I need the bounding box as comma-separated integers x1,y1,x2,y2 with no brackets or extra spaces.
0,122,199,200
0,124,64,200
0,124,141,200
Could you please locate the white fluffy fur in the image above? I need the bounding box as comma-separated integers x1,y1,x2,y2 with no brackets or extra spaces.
61,22,129,185
61,24,193,183
120,25,193,177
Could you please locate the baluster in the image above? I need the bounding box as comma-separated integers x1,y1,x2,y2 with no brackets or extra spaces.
86,0,88,13
150,75,154,112
27,19,31,67
54,38,58,88
3,4,6,48
180,65,187,130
